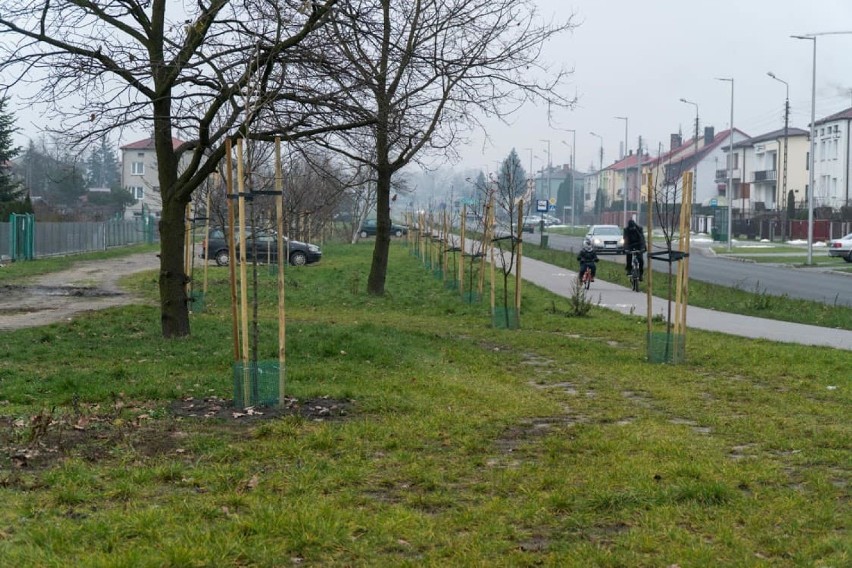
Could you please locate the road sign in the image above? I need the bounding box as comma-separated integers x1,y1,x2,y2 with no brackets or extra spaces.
710,198,718,207
549,205,556,213
536,199,548,212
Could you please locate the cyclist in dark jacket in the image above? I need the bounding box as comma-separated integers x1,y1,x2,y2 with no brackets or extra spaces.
623,219,646,280
577,239,599,281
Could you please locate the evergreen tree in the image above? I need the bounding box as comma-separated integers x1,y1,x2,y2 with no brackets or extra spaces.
0,96,25,218
86,138,121,189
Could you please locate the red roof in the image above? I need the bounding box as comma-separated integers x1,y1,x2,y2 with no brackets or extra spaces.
120,137,185,150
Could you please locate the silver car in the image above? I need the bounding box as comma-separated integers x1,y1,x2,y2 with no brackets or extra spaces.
585,225,625,254
827,232,852,262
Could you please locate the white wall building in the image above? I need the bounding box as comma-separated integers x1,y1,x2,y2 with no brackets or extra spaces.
812,107,852,211
120,137,187,219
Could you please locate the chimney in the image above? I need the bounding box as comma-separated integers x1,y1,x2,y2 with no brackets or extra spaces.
670,133,682,151
704,126,715,146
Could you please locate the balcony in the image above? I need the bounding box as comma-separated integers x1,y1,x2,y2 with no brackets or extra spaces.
715,168,741,182
751,169,777,183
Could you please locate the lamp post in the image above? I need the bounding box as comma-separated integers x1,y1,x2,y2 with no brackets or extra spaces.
540,139,552,203
792,31,852,263
716,77,734,251
590,131,604,220
767,71,789,242
679,98,699,205
615,116,629,225
562,129,577,226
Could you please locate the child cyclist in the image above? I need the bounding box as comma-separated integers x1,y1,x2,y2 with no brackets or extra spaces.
577,239,599,282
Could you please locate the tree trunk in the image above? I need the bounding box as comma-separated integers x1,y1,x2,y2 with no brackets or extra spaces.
158,201,191,337
152,91,191,337
367,164,392,295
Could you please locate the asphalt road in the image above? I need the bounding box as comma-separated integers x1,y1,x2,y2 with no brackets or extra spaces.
537,232,852,307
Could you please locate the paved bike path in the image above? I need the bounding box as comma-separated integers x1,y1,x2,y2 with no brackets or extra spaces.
519,254,852,351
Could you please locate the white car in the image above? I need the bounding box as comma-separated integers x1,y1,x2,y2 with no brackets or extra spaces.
827,232,852,262
585,224,625,254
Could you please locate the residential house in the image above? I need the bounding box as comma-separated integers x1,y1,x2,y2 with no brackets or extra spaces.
812,106,852,211
644,127,750,207
120,137,187,219
730,127,810,212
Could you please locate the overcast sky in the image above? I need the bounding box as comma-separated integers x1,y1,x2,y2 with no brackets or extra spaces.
7,0,852,180
460,0,852,176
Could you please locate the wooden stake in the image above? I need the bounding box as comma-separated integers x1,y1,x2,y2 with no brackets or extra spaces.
202,181,211,295
275,137,286,403
646,172,654,337
515,201,523,312
237,139,249,367
225,139,240,361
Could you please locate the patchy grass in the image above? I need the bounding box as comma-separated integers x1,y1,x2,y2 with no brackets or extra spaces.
0,242,849,566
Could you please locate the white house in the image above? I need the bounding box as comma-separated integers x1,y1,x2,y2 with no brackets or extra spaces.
120,137,187,219
731,127,810,212
812,106,852,211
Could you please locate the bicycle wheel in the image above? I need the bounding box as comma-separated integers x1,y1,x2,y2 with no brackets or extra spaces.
583,268,591,290
630,256,640,292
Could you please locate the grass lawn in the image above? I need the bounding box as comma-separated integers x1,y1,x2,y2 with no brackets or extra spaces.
0,242,849,566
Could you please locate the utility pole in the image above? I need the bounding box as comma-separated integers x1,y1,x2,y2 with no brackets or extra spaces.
590,132,604,221
680,98,700,210
540,139,552,203
615,116,629,225
768,72,789,241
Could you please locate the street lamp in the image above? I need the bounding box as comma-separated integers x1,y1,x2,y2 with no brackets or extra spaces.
540,139,552,203
679,98,700,204
767,71,789,241
562,129,577,226
792,31,852,263
615,116,629,225
716,77,734,251
590,131,604,220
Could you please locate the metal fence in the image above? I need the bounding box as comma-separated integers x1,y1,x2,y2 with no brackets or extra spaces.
1,217,159,261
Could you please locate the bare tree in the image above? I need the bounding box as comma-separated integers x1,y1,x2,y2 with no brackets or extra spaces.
0,0,369,338
316,0,576,295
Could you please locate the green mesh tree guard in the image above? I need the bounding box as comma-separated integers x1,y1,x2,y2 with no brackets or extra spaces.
444,279,459,291
462,291,481,304
492,306,520,329
233,360,284,408
647,331,685,364
189,290,206,313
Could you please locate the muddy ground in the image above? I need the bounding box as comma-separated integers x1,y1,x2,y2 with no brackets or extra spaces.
0,252,161,331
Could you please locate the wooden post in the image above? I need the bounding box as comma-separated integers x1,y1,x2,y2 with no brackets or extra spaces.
236,139,249,367
202,182,211,295
490,203,496,316
225,139,240,361
275,137,286,403
515,200,524,312
459,205,466,296
183,203,192,282
442,210,449,282
646,172,654,337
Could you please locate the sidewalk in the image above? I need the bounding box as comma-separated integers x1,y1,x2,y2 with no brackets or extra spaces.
519,254,852,351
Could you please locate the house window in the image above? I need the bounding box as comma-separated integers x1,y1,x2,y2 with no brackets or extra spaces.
128,186,144,200
131,161,144,175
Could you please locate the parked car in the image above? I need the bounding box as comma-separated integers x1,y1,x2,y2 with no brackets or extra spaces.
585,224,625,254
200,227,322,267
521,214,560,233
827,232,852,262
359,219,408,237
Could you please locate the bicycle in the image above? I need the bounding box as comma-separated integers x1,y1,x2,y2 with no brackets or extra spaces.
581,266,592,290
627,249,643,292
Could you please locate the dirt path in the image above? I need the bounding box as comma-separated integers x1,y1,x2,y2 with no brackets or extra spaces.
0,253,161,331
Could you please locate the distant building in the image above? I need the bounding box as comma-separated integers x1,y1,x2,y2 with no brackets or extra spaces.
811,106,852,211
120,137,187,219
